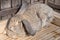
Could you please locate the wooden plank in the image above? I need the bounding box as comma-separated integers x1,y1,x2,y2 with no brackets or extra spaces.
12,0,21,7
1,0,11,9
0,7,18,20
0,19,8,34
0,34,8,40
49,37,55,40
52,12,60,26
0,0,1,11
40,32,56,40
45,0,48,4
55,28,60,33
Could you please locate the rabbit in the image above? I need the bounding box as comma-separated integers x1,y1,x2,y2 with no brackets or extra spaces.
6,2,54,38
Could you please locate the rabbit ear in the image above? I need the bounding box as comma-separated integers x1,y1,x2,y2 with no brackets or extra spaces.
22,20,36,36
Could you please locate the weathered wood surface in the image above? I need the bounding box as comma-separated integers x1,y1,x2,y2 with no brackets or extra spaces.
1,0,11,9
0,19,8,34
0,0,21,20
52,12,60,26
0,7,18,16
47,0,60,9
1,0,21,9
0,7,19,20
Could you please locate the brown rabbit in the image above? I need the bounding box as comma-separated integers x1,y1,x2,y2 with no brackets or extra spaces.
6,2,54,38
